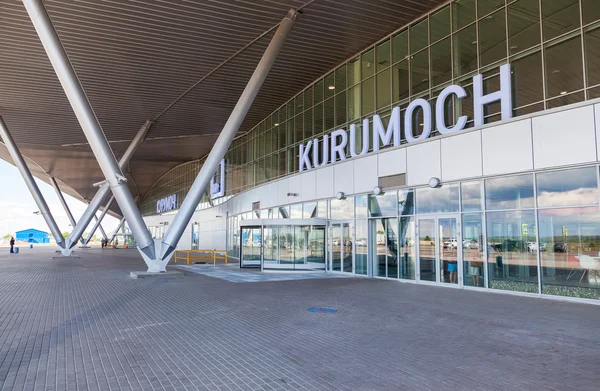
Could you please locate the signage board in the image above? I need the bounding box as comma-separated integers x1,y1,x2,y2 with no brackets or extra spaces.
156,194,177,214
299,64,512,172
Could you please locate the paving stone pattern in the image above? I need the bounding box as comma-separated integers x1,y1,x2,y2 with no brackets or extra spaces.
0,247,599,390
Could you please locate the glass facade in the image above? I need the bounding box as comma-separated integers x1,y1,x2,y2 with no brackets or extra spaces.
141,0,600,215
225,165,600,301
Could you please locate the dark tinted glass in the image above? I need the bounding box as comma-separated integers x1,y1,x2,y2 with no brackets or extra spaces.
544,35,584,98
508,0,541,55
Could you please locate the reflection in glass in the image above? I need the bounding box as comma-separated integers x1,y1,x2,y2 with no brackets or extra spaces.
461,181,482,212
430,38,452,86
536,167,598,208
398,189,415,215
241,227,261,267
486,210,539,293
453,0,475,30
392,29,408,64
348,85,360,121
343,223,353,272
355,220,368,275
478,9,507,67
545,35,584,99
335,91,347,126
387,218,399,279
376,69,391,109
418,219,436,281
463,213,484,287
355,195,368,219
453,24,478,77
362,49,374,79
542,0,580,41
439,218,459,284
508,0,540,55
330,197,355,219
332,225,341,271
479,0,504,17
511,50,544,108
410,19,428,53
294,226,307,266
376,40,390,72
307,226,326,270
317,200,328,219
392,60,410,102
369,192,397,217
582,0,600,25
416,185,459,214
335,64,346,92
539,207,600,299
399,217,416,279
263,227,277,266
324,72,335,99
290,203,302,218
485,174,534,210
303,202,317,218
348,57,360,86
430,6,450,43
585,26,600,88
373,219,387,277
362,77,375,115
411,49,429,95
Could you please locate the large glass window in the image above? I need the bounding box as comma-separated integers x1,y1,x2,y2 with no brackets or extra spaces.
485,175,535,210
368,193,397,217
398,189,415,215
478,8,507,67
508,0,541,56
486,210,539,293
463,213,485,287
542,0,580,41
355,219,368,275
330,198,355,220
536,167,599,208
544,34,584,99
461,181,483,212
453,24,478,77
539,207,600,299
416,185,459,214
399,217,416,280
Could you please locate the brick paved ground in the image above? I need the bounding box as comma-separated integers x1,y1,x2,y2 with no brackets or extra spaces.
0,247,599,391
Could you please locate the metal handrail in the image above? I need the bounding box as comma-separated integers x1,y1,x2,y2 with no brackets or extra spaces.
173,249,229,265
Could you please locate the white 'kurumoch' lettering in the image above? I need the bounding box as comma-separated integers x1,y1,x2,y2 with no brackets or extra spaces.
156,194,177,214
299,64,512,172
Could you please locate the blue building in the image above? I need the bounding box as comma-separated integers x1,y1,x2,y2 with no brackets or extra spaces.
15,229,51,244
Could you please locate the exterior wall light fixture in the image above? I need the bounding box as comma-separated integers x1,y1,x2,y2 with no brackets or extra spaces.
287,192,298,196
373,186,383,195
428,177,441,188
336,191,345,200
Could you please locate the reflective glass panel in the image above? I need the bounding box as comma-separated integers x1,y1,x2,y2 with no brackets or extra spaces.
392,60,410,102
479,0,505,17
324,98,335,130
324,72,335,99
430,6,450,43
545,35,584,99
418,218,436,281
362,49,375,79
330,198,355,219
411,49,429,96
453,0,476,30
307,226,326,270
398,189,415,215
376,40,390,72
410,19,428,53
585,26,600,87
348,57,360,86
362,77,375,115
376,69,391,109
372,219,386,277
536,167,598,207
461,181,482,212
303,202,317,218
392,29,408,64
453,24,478,77
511,49,544,107
486,210,539,293
335,91,347,126
317,200,328,219
430,37,452,86
399,217,416,279
485,175,535,210
539,207,600,299
582,0,600,25
387,218,399,278
439,217,459,284
290,204,302,218
463,213,485,287
508,0,541,55
478,9,507,67
369,192,397,217
348,85,361,121
355,194,368,219
355,219,368,275
335,65,346,92
314,79,323,104
416,185,459,214
542,0,580,41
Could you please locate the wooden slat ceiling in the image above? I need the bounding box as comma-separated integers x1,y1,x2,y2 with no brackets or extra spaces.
0,0,445,215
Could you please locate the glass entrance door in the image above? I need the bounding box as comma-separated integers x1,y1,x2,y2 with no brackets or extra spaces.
241,226,262,267
331,222,354,273
417,216,462,285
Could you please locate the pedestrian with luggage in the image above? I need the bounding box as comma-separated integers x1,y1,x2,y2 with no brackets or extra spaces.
9,237,15,253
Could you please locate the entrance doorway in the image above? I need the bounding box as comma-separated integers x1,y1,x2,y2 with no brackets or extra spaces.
241,226,262,267
330,221,354,273
417,215,463,286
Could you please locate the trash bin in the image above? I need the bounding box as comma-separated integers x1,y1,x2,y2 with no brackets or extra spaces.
14,247,19,254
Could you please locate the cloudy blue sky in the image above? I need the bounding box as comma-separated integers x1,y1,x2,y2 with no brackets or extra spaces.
0,159,119,236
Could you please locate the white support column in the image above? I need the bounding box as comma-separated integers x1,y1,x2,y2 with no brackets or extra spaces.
0,116,66,249
108,217,125,245
22,0,156,266
94,215,109,240
158,8,298,263
49,176,76,227
65,121,151,250
84,195,114,244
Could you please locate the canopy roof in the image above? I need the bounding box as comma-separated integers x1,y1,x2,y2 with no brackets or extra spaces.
0,0,444,215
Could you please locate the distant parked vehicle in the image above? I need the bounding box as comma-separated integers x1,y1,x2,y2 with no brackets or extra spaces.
527,242,546,253
443,239,458,249
553,242,568,253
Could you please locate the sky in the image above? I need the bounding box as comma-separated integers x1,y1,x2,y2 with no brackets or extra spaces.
0,159,119,237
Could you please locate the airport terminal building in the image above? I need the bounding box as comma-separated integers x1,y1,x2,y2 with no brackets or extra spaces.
136,0,600,301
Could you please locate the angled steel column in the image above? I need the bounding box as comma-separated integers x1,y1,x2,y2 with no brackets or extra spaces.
0,116,66,249
84,195,114,244
159,9,298,262
93,215,108,240
22,0,156,265
108,217,125,244
49,176,76,228
65,121,150,249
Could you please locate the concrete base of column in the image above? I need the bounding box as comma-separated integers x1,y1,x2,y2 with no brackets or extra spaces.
129,271,184,279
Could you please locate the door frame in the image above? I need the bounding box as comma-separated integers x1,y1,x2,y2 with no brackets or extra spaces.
416,214,463,287
329,220,355,274
240,225,262,268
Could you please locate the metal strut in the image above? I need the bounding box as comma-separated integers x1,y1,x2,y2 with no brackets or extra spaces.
22,0,156,266
0,116,66,249
83,195,114,244
158,8,298,263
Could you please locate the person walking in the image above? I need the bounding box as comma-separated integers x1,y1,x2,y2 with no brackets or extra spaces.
9,237,15,253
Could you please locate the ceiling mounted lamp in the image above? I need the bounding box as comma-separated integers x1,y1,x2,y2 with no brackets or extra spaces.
328,85,335,90
428,177,441,189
